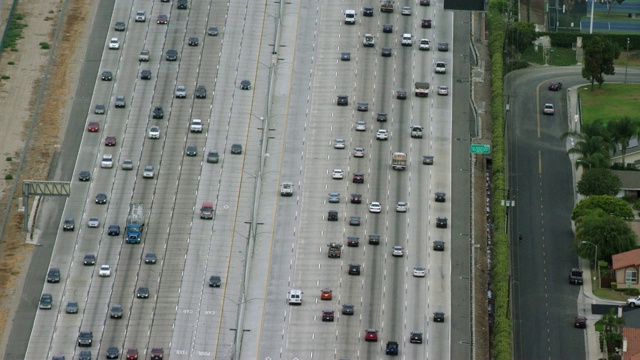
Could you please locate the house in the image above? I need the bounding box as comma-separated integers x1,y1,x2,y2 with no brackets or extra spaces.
613,249,640,290
612,170,640,199
623,327,640,360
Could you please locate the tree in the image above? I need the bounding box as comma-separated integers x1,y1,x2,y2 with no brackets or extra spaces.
582,36,621,90
568,135,613,170
609,116,639,167
577,167,621,196
601,0,625,15
576,212,637,261
596,309,625,357
572,195,634,221
508,22,536,53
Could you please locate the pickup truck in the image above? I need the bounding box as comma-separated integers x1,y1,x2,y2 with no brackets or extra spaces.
363,34,374,47
628,296,640,307
139,49,150,62
280,182,293,196
190,119,203,133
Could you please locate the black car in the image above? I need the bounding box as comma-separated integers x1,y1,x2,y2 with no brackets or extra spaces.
438,42,449,51
95,193,107,204
548,81,563,91
434,311,445,322
230,144,243,154
140,69,152,80
150,348,164,360
386,341,399,355
342,303,354,315
136,287,149,298
77,331,93,346
423,155,434,165
435,192,446,202
209,275,221,287
83,254,96,266
322,309,334,321
377,112,388,122
78,170,91,181
381,47,392,57
434,240,445,251
63,217,75,231
47,268,61,283
101,71,112,81
106,346,120,359
186,145,197,156
363,7,374,16
340,52,351,61
422,19,432,28
165,49,178,61
349,216,361,226
352,173,364,183
368,234,380,245
144,252,157,264
327,210,338,221
114,21,126,31
575,315,587,328
195,85,207,98
78,350,92,360
337,95,348,106
436,217,448,228
152,106,164,119
110,304,123,319
410,331,423,343
107,224,120,236
383,24,393,33
177,0,188,9
347,236,359,247
350,193,362,203
188,36,199,46
240,80,251,90
348,264,361,275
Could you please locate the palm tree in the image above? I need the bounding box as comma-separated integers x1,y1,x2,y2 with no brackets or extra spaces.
608,116,639,168
567,135,613,170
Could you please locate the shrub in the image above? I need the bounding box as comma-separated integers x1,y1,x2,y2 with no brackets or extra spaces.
4,174,12,180
39,42,50,49
5,156,11,161
1,75,10,80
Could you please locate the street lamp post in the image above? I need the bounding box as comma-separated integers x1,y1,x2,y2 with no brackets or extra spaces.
625,38,630,84
582,240,599,289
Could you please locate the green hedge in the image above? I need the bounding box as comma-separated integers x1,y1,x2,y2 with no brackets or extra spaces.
540,32,640,50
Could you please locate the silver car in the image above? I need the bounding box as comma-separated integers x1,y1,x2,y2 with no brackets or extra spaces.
87,217,100,228
143,165,155,178
175,85,187,98
396,201,408,212
148,126,160,139
334,138,346,149
355,121,366,131
121,159,133,170
114,95,126,108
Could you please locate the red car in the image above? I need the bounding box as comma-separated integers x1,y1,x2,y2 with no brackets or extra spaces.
126,348,139,360
347,236,359,247
320,288,332,300
574,315,587,328
150,347,164,360
365,329,378,342
104,136,116,146
87,121,100,132
548,81,562,91
353,173,364,183
157,14,168,24
420,0,431,5
396,90,407,99
421,19,432,28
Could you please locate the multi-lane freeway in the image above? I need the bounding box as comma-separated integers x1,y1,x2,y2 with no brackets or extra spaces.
15,0,466,359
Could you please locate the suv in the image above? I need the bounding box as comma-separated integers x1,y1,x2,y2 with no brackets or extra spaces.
135,11,146,22
177,0,188,9
435,62,446,74
63,217,75,231
337,95,348,106
47,268,61,283
152,106,164,119
77,331,93,346
200,202,214,219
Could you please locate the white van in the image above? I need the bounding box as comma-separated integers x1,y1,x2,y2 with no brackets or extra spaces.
288,289,303,305
345,10,356,24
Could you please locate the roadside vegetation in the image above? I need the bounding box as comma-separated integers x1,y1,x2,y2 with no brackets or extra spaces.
1,13,27,52
579,84,640,124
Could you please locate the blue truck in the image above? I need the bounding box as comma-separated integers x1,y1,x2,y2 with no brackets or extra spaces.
125,204,144,244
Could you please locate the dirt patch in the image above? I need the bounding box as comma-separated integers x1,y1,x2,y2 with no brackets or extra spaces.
521,0,546,25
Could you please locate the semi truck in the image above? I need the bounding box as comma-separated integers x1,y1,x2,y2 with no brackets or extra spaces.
280,182,293,196
125,204,145,244
415,82,430,97
392,152,407,170
380,0,394,12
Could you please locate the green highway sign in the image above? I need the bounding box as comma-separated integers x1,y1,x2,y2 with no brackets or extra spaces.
470,144,490,154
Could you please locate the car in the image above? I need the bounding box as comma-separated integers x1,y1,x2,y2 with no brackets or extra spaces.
66,301,78,314
188,36,199,46
150,348,164,360
365,329,378,341
419,38,431,50
195,85,207,98
39,293,52,309
78,170,91,181
145,252,157,264
396,90,407,99
209,275,221,287
110,304,123,319
231,144,243,154
47,268,60,283
207,150,219,163
353,147,365,158
143,165,155,178
136,287,149,299
122,159,133,170
99,265,111,277
401,6,412,15
101,154,113,168
341,52,351,61
342,303,355,315
355,121,366,131
240,80,252,90
126,348,139,360
396,201,408,212
63,217,75,231
410,331,423,343
434,240,445,251
548,81,563,91
94,104,105,114
357,102,369,111
157,14,168,24
83,254,96,266
382,24,393,33
135,10,146,22
320,288,332,300
148,126,160,139
152,106,164,119
328,192,340,203
436,217,448,228
376,112,388,122
369,202,382,213
78,350,92,360
95,193,107,204
104,136,116,146
165,49,178,61
386,341,399,355
627,295,640,307
435,192,446,202
347,236,359,247
423,155,434,165
376,129,388,140
543,103,555,114
337,95,348,105
363,6,374,16
348,264,361,275
140,69,152,80
332,169,344,179
350,193,362,203
114,21,125,31
413,266,426,277
438,42,449,51
438,85,449,95
87,217,100,228
334,138,346,149
435,61,446,74
175,85,187,98
574,315,587,328
115,95,126,108
349,216,361,226
87,121,99,132
422,19,432,28
322,309,335,321
368,234,380,245
177,0,188,9
106,346,120,359
77,331,93,346
208,26,219,36
433,311,445,322
139,49,150,61
420,0,431,5
352,173,364,183
101,70,112,81
108,38,120,49
186,145,197,156
392,246,404,257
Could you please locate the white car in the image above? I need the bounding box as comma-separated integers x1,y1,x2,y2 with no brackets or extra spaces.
135,10,146,22
435,61,446,74
87,217,100,228
108,38,120,49
175,85,187,98
543,103,555,115
419,39,430,50
143,165,155,178
438,86,449,95
413,266,426,277
396,201,408,212
401,6,412,15
334,138,346,149
392,246,404,257
100,154,113,168
369,202,382,213
355,121,366,131
376,129,388,140
353,147,365,158
99,265,111,277
148,126,160,139
332,169,344,179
